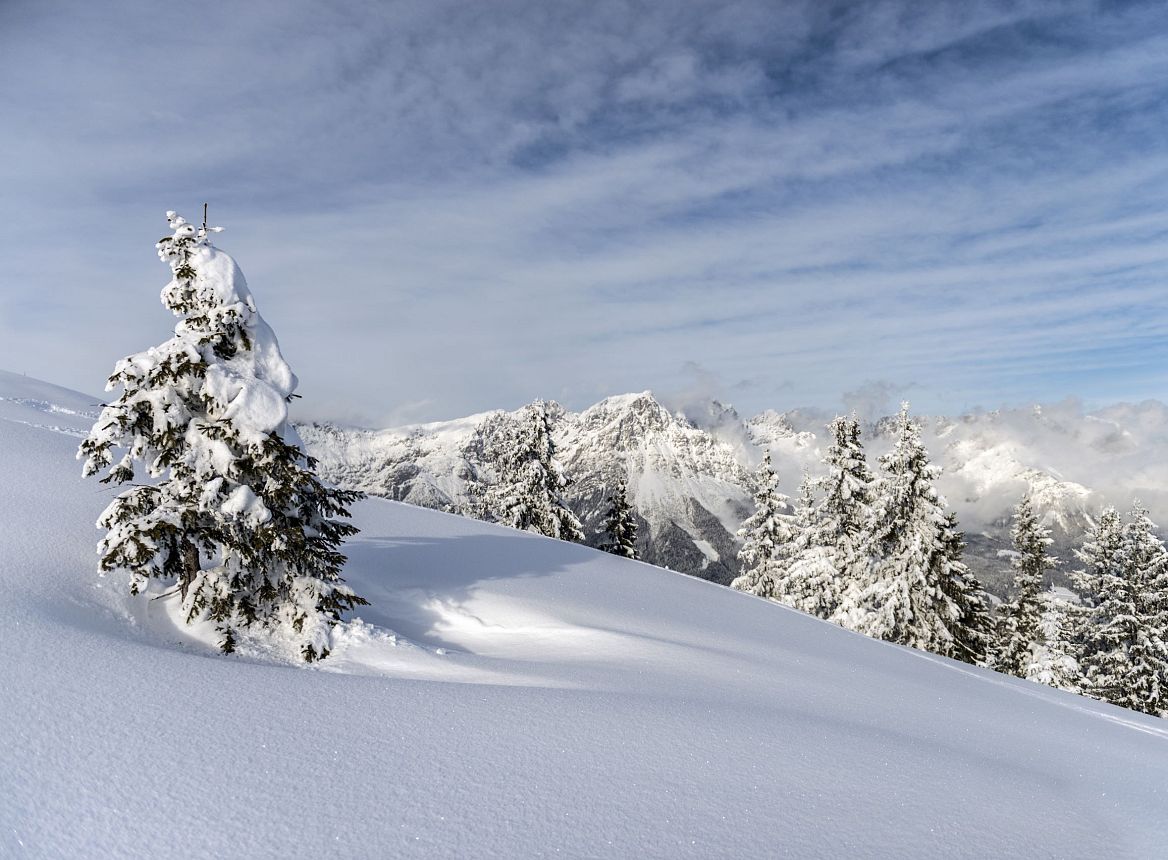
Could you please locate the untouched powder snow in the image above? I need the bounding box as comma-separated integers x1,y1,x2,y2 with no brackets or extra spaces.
3,373,1168,859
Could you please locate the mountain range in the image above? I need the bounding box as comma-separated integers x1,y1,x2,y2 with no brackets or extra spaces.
299,392,1168,596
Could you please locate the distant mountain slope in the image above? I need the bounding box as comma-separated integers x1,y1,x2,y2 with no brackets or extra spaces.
300,392,757,584
302,393,1168,595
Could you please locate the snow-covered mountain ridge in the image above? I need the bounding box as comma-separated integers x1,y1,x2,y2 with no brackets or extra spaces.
4,368,1168,857
300,392,757,583
301,393,1168,594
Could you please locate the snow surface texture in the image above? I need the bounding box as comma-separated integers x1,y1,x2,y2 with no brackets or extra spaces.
3,372,1168,859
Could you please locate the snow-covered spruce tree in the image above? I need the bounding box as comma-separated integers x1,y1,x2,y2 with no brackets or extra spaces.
1124,504,1168,650
731,452,793,600
1075,505,1168,715
461,409,523,522
773,471,836,614
938,512,995,666
492,400,584,542
601,479,639,559
1024,590,1081,693
1128,504,1168,683
833,403,959,652
1070,506,1123,680
992,496,1057,678
1119,505,1168,714
78,211,366,661
789,415,875,620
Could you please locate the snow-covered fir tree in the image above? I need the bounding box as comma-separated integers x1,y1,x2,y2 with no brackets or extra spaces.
1128,505,1168,660
1124,504,1168,651
1119,505,1168,715
993,496,1058,678
773,472,837,614
460,409,522,522
731,452,793,600
833,403,959,653
491,401,584,542
78,211,366,661
1070,506,1124,681
937,512,995,665
788,415,875,619
1024,590,1081,692
601,479,639,559
1074,505,1168,715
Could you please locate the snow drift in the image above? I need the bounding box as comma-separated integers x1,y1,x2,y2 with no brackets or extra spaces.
2,369,1167,858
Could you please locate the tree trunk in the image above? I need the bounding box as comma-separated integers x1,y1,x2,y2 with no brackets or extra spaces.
179,538,199,601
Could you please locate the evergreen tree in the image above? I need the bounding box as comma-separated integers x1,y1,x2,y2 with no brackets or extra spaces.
463,409,522,522
1123,504,1168,651
1024,590,1081,693
938,512,995,665
731,452,793,600
1076,505,1168,715
773,472,836,614
1070,507,1125,681
788,415,874,619
601,479,639,559
492,401,584,542
833,403,959,652
1122,505,1168,715
78,211,366,661
993,496,1057,678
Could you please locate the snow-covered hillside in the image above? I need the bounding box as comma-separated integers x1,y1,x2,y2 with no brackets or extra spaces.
4,369,1168,858
301,392,1168,593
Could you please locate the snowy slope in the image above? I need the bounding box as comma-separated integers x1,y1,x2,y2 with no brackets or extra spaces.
3,372,1168,859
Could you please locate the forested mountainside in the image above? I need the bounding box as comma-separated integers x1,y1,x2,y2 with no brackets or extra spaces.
301,393,1168,595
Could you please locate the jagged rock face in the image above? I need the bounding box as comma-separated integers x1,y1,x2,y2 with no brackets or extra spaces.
557,393,755,583
300,393,1162,595
299,393,757,584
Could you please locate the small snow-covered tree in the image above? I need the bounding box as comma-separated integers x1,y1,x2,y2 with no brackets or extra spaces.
1070,506,1124,678
1025,590,1081,692
492,401,584,542
938,513,995,665
462,409,522,522
1123,505,1168,714
834,404,959,652
601,479,639,559
993,497,1057,678
1075,505,1168,715
731,452,793,600
775,472,837,615
791,416,874,619
78,211,366,661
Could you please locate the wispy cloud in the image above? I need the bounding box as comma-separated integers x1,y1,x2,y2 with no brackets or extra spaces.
2,0,1167,423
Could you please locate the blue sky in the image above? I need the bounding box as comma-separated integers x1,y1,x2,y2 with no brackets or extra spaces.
3,0,1168,424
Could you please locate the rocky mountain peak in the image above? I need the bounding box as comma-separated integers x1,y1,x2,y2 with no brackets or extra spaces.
576,391,675,440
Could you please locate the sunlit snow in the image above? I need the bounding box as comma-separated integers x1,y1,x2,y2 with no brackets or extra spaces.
2,370,1167,858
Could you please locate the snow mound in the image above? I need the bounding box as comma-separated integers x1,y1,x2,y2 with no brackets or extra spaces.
3,371,1168,858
